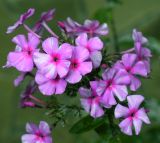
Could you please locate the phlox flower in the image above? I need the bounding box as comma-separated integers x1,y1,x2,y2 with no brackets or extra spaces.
35,71,67,96
5,33,40,72
132,29,152,73
22,121,52,143
33,37,72,79
115,53,147,91
6,8,35,34
76,33,103,68
79,81,104,118
65,46,92,84
115,95,150,135
96,68,130,107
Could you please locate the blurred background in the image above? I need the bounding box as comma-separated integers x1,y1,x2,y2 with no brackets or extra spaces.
0,0,160,143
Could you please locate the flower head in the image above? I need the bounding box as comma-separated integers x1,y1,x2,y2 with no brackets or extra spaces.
22,121,52,143
115,95,150,135
66,46,92,84
115,53,147,91
79,81,104,118
33,37,72,79
5,33,40,72
97,68,130,107
6,8,35,34
76,33,104,68
35,71,67,96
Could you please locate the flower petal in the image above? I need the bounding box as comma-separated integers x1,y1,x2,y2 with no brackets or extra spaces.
90,51,102,68
58,43,72,59
28,33,40,49
79,61,92,75
66,70,82,84
80,98,91,113
21,134,37,143
122,53,137,68
130,75,141,91
55,79,67,94
39,121,51,135
133,118,142,135
88,37,103,51
136,108,150,124
78,87,92,98
115,104,129,118
26,123,38,134
75,33,88,47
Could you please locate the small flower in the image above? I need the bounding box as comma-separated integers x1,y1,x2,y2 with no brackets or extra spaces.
76,33,104,68
5,33,40,72
97,68,130,107
132,29,152,73
35,71,67,96
34,9,56,32
115,95,150,136
58,18,108,37
21,121,52,143
6,8,35,34
115,53,147,91
65,46,92,84
33,37,72,79
79,81,104,118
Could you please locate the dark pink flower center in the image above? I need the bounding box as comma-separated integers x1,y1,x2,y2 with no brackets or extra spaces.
125,66,132,72
71,59,79,69
52,54,60,63
128,108,138,118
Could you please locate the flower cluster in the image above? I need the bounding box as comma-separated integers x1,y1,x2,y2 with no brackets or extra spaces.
79,29,151,135
4,8,152,143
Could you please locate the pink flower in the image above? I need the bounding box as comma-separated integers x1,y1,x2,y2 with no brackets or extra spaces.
35,71,67,96
115,95,150,135
65,46,92,84
132,29,152,73
79,81,104,118
115,53,147,91
33,37,72,79
22,121,52,143
76,33,103,68
6,8,35,34
5,33,40,72
96,68,130,107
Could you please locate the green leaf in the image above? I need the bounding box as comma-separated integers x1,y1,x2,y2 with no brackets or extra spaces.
69,115,106,134
147,37,160,55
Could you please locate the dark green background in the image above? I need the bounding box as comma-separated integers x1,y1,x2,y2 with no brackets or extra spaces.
0,0,160,143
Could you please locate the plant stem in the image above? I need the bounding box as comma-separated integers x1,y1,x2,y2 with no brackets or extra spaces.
110,11,119,52
42,22,59,39
30,95,47,107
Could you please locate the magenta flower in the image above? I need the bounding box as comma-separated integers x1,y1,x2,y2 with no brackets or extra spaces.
115,95,150,135
5,33,40,72
6,8,35,34
96,68,130,107
34,9,55,32
115,53,147,91
76,33,103,68
58,18,108,37
35,71,67,96
22,121,52,143
33,37,72,79
132,29,152,73
65,46,92,84
79,81,104,118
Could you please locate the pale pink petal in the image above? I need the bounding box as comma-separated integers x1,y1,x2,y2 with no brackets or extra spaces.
28,33,40,49
115,104,129,118
73,46,89,62
127,95,144,109
136,108,150,124
56,60,70,78
130,75,141,91
42,37,58,54
21,134,37,143
90,51,102,68
39,121,51,135
96,80,106,96
8,52,33,72
58,43,72,59
102,68,116,80
133,118,142,135
44,137,53,143
35,71,49,84
80,98,91,113
90,100,104,118
131,61,147,77
79,61,92,75
78,87,92,98
26,123,38,134
119,118,133,136
75,33,88,47
90,81,99,90
38,80,56,96
112,85,128,101
12,34,28,48
88,37,103,51
114,69,130,85
122,54,137,68
55,79,67,94
66,70,82,84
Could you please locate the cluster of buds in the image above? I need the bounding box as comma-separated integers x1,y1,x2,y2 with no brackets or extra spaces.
4,8,151,143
